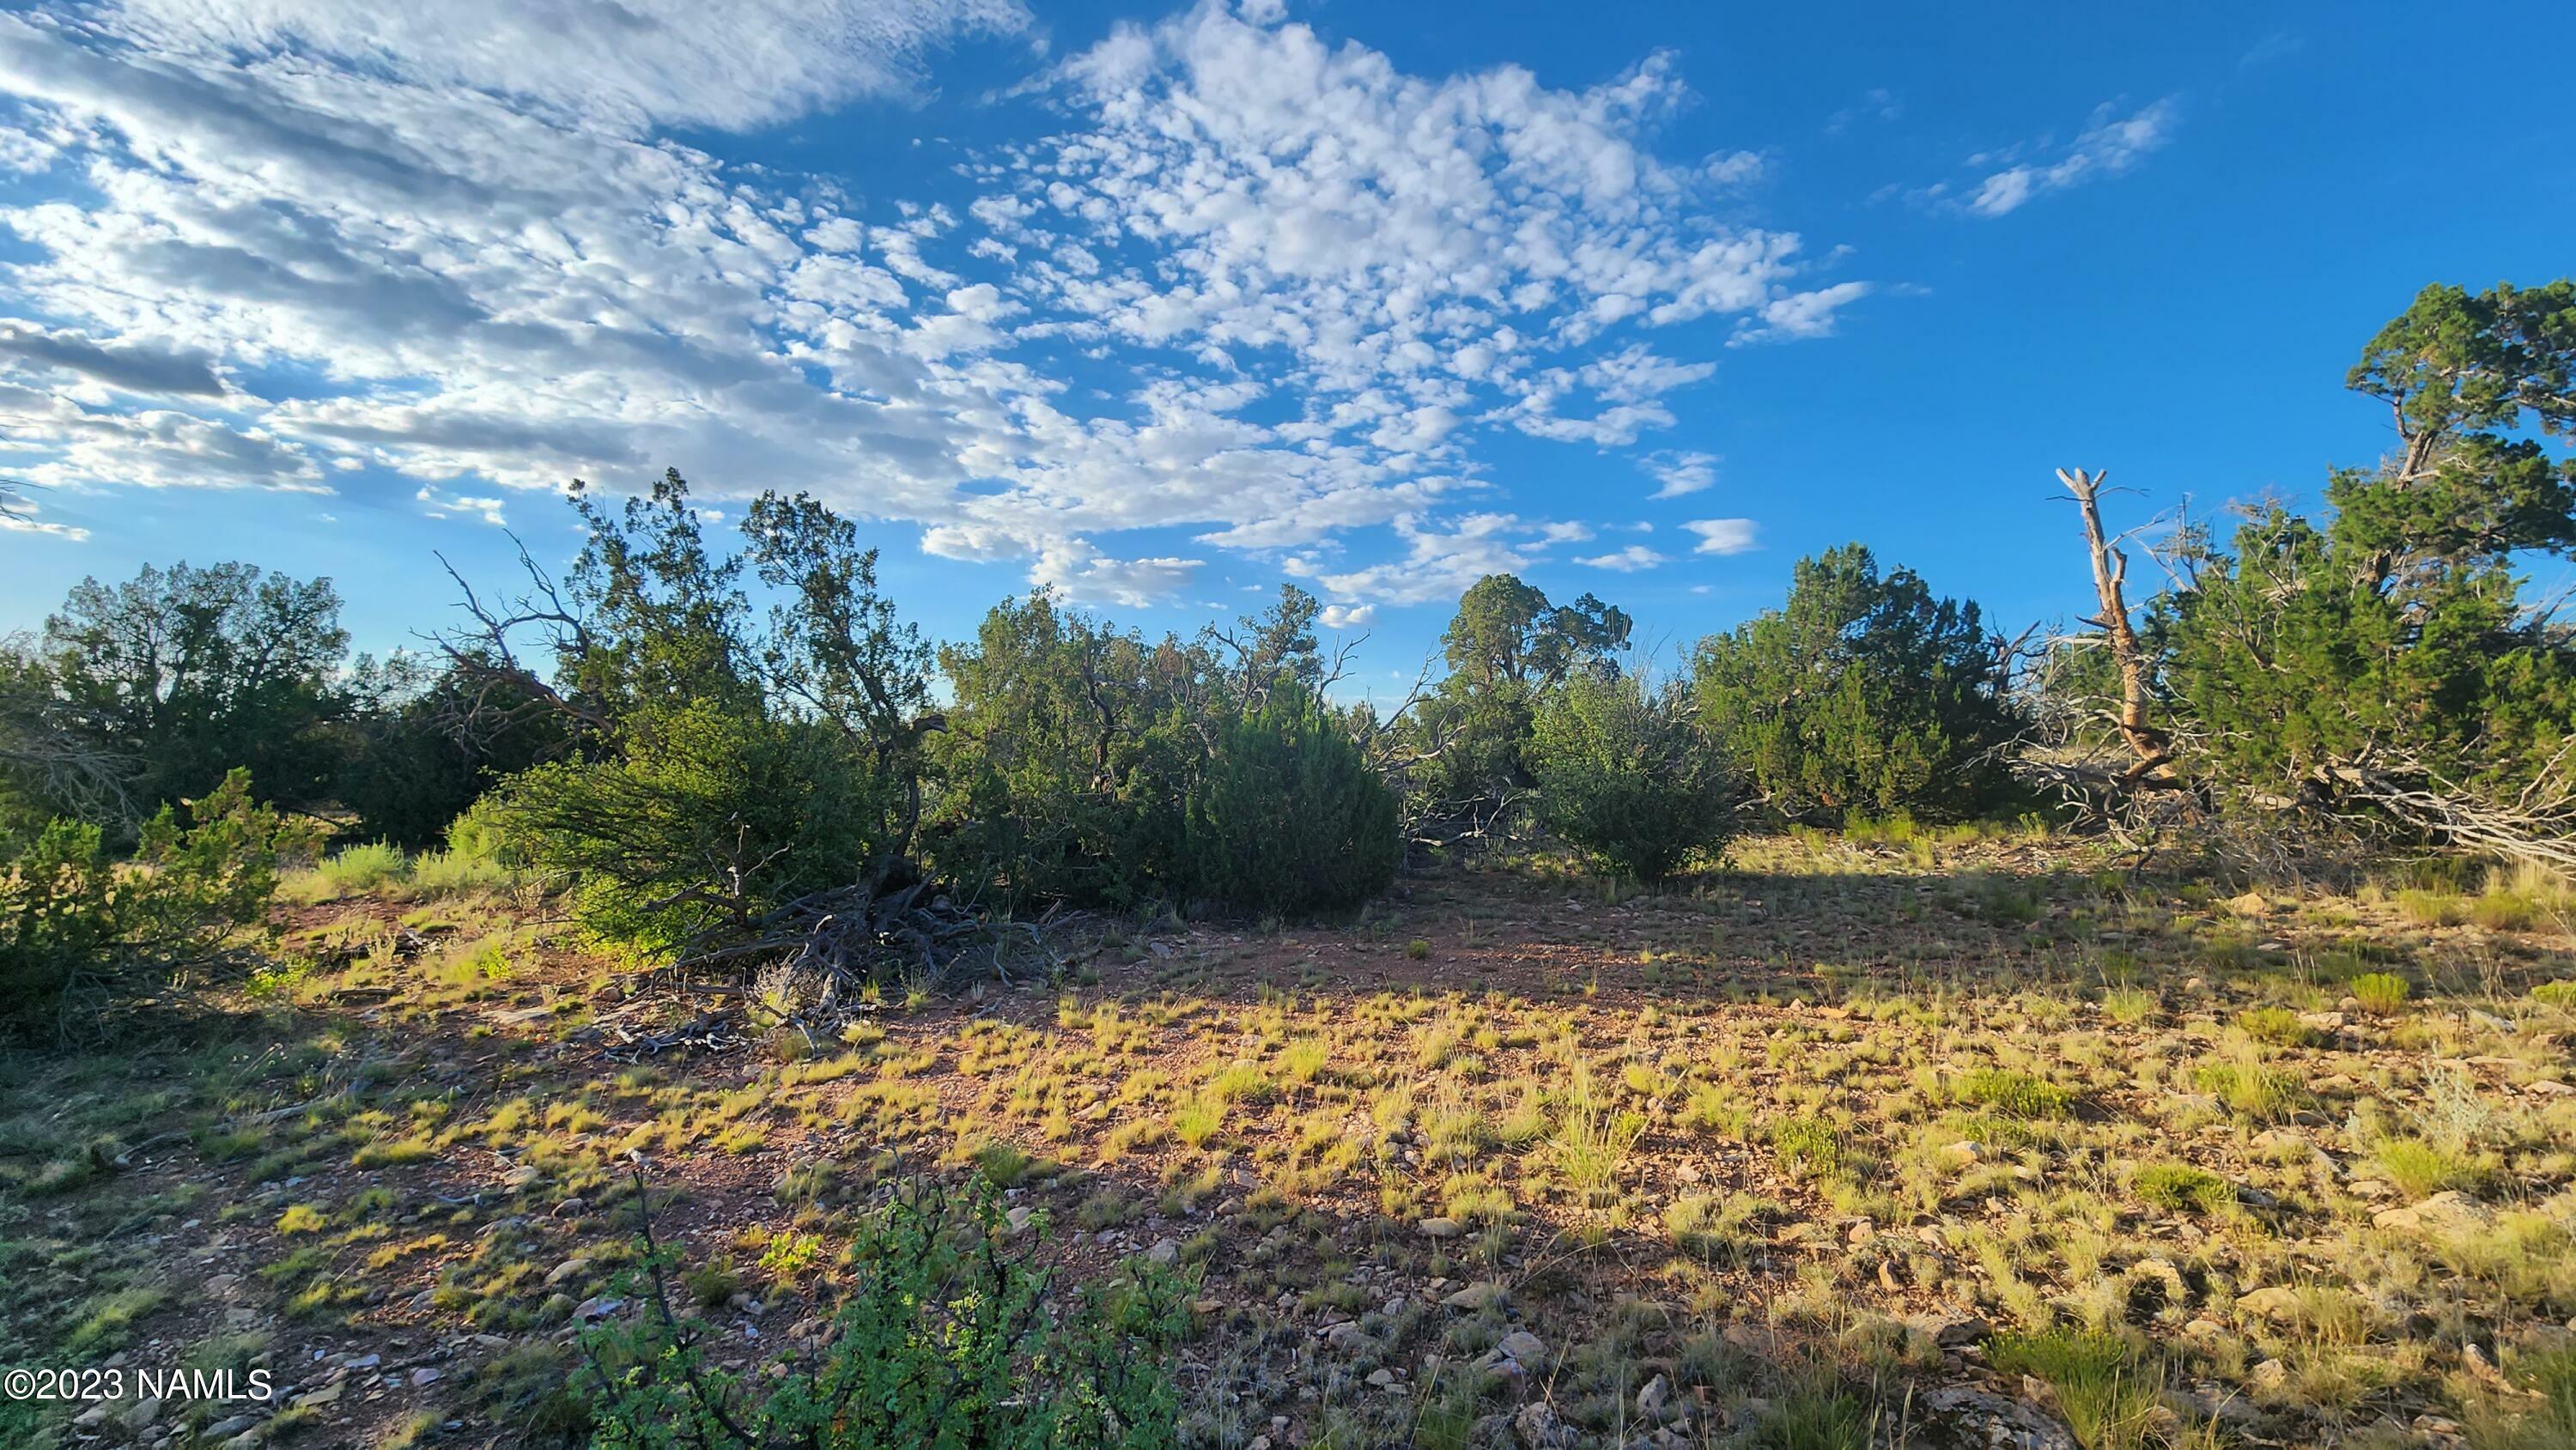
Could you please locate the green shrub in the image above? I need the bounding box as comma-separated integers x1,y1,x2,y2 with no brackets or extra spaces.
578,1177,1188,1449
2132,1162,2232,1216
2375,1137,2477,1198
491,702,899,955
1182,683,1398,916
293,840,409,901
1526,672,1731,881
1771,1117,1843,1180
0,769,303,1041
2350,971,2411,1015
2192,1058,2299,1122
1988,1328,2160,1450
2235,1006,2320,1047
1692,543,2020,824
2531,980,2576,1010
1753,1383,1875,1450
2397,889,2470,926
1958,1067,2075,1119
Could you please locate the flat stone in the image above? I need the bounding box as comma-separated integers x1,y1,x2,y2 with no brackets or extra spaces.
1496,1330,1545,1363
2234,1286,2302,1322
1442,1281,1506,1312
1145,1237,1180,1265
1637,1372,1672,1417
1417,1216,1465,1239
1916,1385,2080,1450
2372,1192,2492,1234
574,1295,625,1323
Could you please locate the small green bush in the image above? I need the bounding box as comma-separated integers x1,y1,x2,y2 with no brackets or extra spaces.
1182,683,1399,916
1771,1117,1843,1180
1988,1328,2160,1450
289,840,409,902
2236,1006,2320,1047
2531,980,2576,1010
1527,672,1731,881
2192,1058,2298,1122
2374,1138,2476,1198
2350,971,2411,1015
1957,1067,2075,1119
579,1177,1189,1448
0,769,304,1041
2132,1162,2232,1216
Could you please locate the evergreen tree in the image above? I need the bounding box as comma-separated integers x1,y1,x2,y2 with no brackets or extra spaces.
1692,544,2016,822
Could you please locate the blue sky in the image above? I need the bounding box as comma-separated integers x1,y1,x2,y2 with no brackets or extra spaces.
0,0,2568,702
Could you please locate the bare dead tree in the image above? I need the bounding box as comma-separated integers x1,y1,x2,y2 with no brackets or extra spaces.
2058,468,2178,789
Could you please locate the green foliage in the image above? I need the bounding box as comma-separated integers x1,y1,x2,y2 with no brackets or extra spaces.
1525,672,1730,880
579,1178,1189,1449
926,590,1199,909
1692,544,2018,823
2235,1006,2320,1047
2132,1162,2232,1216
0,768,301,1040
25,561,352,820
2350,971,2411,1015
1956,1067,2075,1119
474,473,933,956
2142,282,2576,851
1182,683,1398,916
494,702,894,954
1988,1329,2161,1450
1753,1384,1875,1450
1400,574,1632,840
337,656,567,849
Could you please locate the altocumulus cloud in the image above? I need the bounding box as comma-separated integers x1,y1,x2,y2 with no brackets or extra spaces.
0,0,1856,609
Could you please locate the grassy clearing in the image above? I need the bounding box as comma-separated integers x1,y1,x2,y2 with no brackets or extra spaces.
3,833,2573,1448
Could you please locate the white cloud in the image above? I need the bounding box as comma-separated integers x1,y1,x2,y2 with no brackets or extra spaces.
1731,281,1872,345
1576,544,1665,572
0,2,1861,610
1320,603,1374,628
416,483,507,525
1643,450,1716,499
1965,98,2180,217
97,0,1031,132
1682,517,1758,555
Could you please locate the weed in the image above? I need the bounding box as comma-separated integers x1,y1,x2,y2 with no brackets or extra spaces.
1990,1328,2161,1450
2133,1162,2232,1216
1958,1067,2075,1119
2350,971,2411,1015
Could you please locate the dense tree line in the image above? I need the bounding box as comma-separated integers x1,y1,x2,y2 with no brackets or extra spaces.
4,276,2573,1037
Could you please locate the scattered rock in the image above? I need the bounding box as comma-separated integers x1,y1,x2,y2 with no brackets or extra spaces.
296,1380,345,1408
1915,1386,2079,1450
1365,1368,1397,1388
411,1367,440,1387
1005,1205,1034,1235
1496,1330,1546,1364
1145,1237,1180,1266
1417,1216,1465,1239
1442,1281,1507,1312
545,1257,591,1287
2372,1192,2492,1234
2249,1357,2288,1391
1637,1372,1672,1419
1913,1311,1990,1349
1326,1321,1375,1355
2234,1286,2303,1322
550,1197,588,1219
574,1295,625,1323
1513,1399,1576,1449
